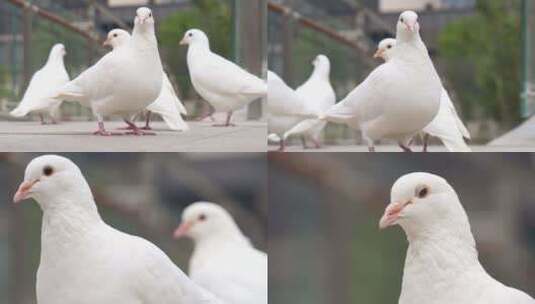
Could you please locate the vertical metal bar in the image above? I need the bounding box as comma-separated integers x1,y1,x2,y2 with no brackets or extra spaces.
234,0,266,120
521,0,529,117
281,0,295,86
22,4,32,90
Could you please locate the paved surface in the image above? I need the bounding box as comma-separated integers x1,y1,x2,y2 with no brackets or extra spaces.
489,115,535,147
0,121,267,152
270,144,535,152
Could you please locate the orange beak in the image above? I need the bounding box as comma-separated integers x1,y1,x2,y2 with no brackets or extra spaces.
173,221,193,239
405,22,417,33
13,179,38,203
373,49,384,59
379,201,408,229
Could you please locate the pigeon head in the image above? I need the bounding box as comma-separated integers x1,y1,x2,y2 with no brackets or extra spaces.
374,38,396,61
312,54,331,75
51,43,66,57
104,29,131,48
379,172,470,238
396,11,420,41
173,202,240,241
313,55,329,67
13,155,93,210
180,29,209,48
134,7,154,26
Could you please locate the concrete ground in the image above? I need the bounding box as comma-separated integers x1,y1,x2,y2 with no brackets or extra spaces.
0,121,267,152
489,115,535,148
270,144,535,152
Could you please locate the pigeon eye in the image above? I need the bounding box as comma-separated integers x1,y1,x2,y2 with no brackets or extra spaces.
188,33,193,37
400,17,404,23
113,34,118,37
416,187,429,199
43,166,54,177
387,45,392,49
149,13,152,17
198,214,206,221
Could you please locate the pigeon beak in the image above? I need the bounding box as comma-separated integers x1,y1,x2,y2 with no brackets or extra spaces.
102,38,111,47
379,201,408,229
179,38,187,46
13,179,38,203
405,21,417,33
173,221,193,239
373,49,384,59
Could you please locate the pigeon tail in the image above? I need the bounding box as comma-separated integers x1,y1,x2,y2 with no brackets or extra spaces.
161,114,189,131
283,119,322,140
439,136,472,152
54,82,85,102
10,106,30,117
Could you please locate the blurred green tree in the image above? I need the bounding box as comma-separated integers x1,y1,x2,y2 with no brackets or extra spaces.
439,0,521,128
158,0,232,98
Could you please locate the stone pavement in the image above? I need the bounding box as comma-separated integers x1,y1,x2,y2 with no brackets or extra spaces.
270,144,535,152
0,121,267,152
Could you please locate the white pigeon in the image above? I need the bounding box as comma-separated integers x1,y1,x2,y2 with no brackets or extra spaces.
289,54,336,148
174,202,267,304
180,29,267,127
56,7,163,136
267,71,318,151
317,11,442,152
374,38,471,152
104,28,189,132
13,155,225,304
379,172,535,304
10,43,69,124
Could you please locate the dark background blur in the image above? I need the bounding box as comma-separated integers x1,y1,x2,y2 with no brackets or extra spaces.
0,152,267,304
269,153,535,304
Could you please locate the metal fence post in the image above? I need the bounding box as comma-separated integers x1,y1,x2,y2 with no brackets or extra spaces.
234,0,267,120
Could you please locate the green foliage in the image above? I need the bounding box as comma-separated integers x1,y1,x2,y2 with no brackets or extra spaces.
438,0,521,127
158,0,232,97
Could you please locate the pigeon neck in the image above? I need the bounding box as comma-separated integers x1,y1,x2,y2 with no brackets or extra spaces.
401,225,484,298
194,226,251,251
132,24,157,48
189,40,211,53
310,64,330,81
45,51,64,67
40,194,103,258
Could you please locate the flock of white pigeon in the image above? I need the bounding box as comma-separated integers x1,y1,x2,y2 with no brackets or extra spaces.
268,10,472,152
13,154,267,304
9,7,267,135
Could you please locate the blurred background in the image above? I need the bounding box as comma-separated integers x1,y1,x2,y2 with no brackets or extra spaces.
268,0,535,146
269,153,535,304
0,152,267,304
0,0,267,122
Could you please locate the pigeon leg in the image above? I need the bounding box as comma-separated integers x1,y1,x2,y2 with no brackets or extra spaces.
213,111,236,127
363,133,376,152
196,105,215,122
311,137,322,149
423,133,430,152
277,139,286,152
399,142,413,152
93,121,122,136
140,111,152,130
301,136,309,149
124,119,156,136
50,115,58,125
39,114,46,125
